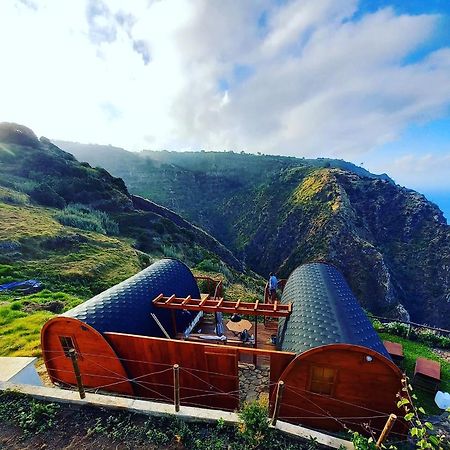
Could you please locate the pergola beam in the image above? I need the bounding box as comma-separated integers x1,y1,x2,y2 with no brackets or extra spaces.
152,295,291,318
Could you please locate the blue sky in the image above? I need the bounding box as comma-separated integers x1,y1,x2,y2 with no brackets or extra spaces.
0,0,449,219
354,0,450,222
365,118,450,220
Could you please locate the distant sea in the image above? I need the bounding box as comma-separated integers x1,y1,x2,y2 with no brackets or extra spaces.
423,191,449,224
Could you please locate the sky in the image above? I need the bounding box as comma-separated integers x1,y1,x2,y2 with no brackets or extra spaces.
0,0,449,219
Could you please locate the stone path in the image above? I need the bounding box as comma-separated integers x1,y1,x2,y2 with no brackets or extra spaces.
238,363,270,404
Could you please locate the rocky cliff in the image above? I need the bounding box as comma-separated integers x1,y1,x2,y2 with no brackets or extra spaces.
235,167,450,327
56,142,450,327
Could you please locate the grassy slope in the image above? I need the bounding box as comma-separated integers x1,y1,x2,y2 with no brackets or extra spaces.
0,203,263,358
0,198,262,357
0,124,262,358
0,202,144,357
379,332,450,415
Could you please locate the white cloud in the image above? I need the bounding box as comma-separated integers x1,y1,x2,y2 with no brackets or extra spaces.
372,153,450,190
0,0,449,163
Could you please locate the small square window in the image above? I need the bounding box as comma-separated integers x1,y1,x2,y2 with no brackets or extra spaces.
59,336,75,357
309,366,336,395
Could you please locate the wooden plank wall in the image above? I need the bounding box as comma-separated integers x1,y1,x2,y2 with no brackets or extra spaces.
105,333,240,410
104,333,296,411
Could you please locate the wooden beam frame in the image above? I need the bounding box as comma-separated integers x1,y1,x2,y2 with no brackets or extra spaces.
152,295,292,318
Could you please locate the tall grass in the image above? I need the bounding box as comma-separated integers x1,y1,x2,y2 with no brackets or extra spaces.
0,186,28,205
55,203,119,235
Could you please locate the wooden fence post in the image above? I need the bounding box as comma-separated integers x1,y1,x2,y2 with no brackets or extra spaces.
376,413,397,449
271,380,285,426
68,348,85,399
173,364,180,412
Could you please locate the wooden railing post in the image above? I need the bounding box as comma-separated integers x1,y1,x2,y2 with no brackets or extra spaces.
376,414,397,449
271,380,285,426
173,364,180,412
68,348,85,399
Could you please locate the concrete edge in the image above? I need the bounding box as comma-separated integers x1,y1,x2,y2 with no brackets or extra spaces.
0,382,354,449
274,420,354,449
0,356,38,382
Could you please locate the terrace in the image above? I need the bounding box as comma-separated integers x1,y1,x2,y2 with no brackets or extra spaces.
151,276,290,366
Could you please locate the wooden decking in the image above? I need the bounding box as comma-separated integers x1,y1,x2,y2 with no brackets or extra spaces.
177,314,279,367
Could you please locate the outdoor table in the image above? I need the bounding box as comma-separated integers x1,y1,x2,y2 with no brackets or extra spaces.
413,357,441,393
226,319,252,335
383,340,404,367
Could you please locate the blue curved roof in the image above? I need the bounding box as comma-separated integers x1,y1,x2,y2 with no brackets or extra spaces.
277,263,390,358
63,259,200,337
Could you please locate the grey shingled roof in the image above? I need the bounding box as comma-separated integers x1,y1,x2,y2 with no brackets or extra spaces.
277,263,390,358
63,259,200,337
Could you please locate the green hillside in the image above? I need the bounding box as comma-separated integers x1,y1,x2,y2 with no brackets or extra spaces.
59,142,450,328
0,123,259,357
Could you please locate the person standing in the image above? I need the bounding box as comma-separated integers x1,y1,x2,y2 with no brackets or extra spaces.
268,272,278,302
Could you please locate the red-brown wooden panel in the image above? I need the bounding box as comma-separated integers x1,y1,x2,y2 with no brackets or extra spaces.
41,317,133,396
271,344,407,435
105,332,240,410
269,351,296,401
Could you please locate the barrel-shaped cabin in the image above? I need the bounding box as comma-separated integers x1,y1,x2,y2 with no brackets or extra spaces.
41,259,405,434
41,259,201,396
274,263,405,433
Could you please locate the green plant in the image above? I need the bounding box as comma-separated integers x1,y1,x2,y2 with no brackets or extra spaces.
0,186,28,205
375,320,450,350
415,329,450,350
217,417,225,430
349,380,450,450
397,378,449,449
238,398,270,448
55,203,119,235
307,436,319,449
0,393,61,434
29,183,66,208
351,431,377,450
18,401,60,433
383,322,409,338
161,244,183,259
196,258,221,273
0,264,21,284
87,412,143,441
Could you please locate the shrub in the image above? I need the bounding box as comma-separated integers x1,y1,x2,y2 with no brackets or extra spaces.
238,398,269,448
29,183,66,209
0,186,28,205
375,319,450,349
0,264,22,284
415,328,450,349
161,244,183,260
382,321,409,337
196,258,221,273
371,319,383,332
55,203,119,235
17,400,60,434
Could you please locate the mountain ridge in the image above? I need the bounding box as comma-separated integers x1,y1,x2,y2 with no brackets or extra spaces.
56,139,450,328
